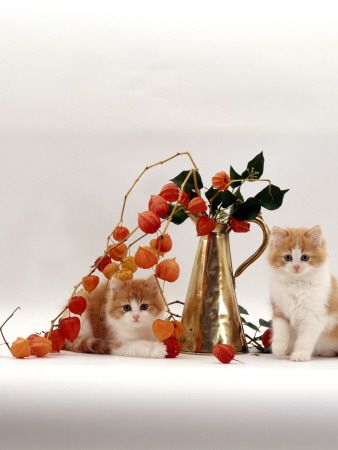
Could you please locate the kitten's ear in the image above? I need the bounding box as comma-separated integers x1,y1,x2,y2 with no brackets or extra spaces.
306,225,323,245
270,226,288,245
108,277,125,292
144,275,160,291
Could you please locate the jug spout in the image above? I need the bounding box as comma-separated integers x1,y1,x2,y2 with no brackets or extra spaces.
180,229,248,354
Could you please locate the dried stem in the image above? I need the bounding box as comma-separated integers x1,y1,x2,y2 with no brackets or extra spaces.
152,169,194,314
48,152,198,337
0,307,21,351
107,152,198,246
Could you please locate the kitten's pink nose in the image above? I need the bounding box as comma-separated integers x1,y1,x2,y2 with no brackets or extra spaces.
293,265,300,272
133,314,140,321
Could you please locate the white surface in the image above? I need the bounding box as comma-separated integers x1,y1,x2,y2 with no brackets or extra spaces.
1,3,338,450
1,348,338,450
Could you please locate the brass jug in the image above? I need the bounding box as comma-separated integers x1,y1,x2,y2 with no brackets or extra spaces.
180,216,270,354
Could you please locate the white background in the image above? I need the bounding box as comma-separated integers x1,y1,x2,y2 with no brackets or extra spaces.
1,2,338,449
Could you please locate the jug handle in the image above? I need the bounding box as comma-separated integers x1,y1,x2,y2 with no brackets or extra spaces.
234,216,271,278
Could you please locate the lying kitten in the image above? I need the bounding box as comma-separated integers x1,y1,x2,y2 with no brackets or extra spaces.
64,275,167,358
268,225,338,362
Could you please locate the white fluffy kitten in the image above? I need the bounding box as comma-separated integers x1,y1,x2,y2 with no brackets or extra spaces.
268,225,338,362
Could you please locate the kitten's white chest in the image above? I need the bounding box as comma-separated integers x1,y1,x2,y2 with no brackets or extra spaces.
270,268,331,322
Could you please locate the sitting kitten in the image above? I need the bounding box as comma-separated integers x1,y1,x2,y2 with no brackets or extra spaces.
64,275,167,358
268,225,338,362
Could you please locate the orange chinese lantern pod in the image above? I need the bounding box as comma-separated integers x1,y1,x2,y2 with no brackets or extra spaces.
138,211,161,234
150,239,165,257
179,191,190,208
121,256,138,273
113,269,133,281
152,319,175,341
30,336,52,357
230,217,250,233
135,246,158,269
94,255,112,272
82,275,100,293
10,337,31,359
103,262,119,279
156,258,180,282
153,234,173,253
196,215,216,236
60,317,81,343
187,197,208,214
262,328,273,348
112,226,130,242
44,329,65,352
148,195,169,217
69,296,87,316
159,183,179,202
213,344,236,364
108,242,128,261
164,337,183,358
172,320,185,339
26,334,41,344
212,171,231,191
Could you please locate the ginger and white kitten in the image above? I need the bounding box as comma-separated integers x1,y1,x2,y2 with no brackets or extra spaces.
268,225,338,362
64,275,167,358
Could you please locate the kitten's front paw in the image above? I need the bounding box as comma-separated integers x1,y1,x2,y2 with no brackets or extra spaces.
272,341,289,358
290,350,311,362
151,342,167,359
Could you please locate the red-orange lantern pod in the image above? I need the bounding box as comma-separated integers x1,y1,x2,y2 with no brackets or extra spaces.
69,296,87,316
159,183,179,202
112,226,130,241
213,344,236,364
148,195,169,217
138,211,161,234
108,242,128,261
30,336,52,357
153,234,173,253
187,197,208,214
94,255,112,272
179,191,190,208
212,171,231,191
82,275,100,292
230,218,250,233
44,329,65,352
134,246,158,269
156,258,180,282
262,328,273,348
196,216,216,236
10,337,31,359
59,317,81,343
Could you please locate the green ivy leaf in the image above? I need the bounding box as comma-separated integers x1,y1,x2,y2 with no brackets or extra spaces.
234,189,244,202
238,305,249,315
253,345,272,353
231,197,261,221
244,322,260,332
242,151,264,179
229,166,242,188
255,185,289,211
205,186,218,201
170,170,203,191
220,191,237,209
205,186,222,215
162,204,189,225
259,318,273,328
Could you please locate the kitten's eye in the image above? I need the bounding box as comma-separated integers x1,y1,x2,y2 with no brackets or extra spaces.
284,255,292,262
301,255,310,262
123,305,131,312
140,304,148,311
